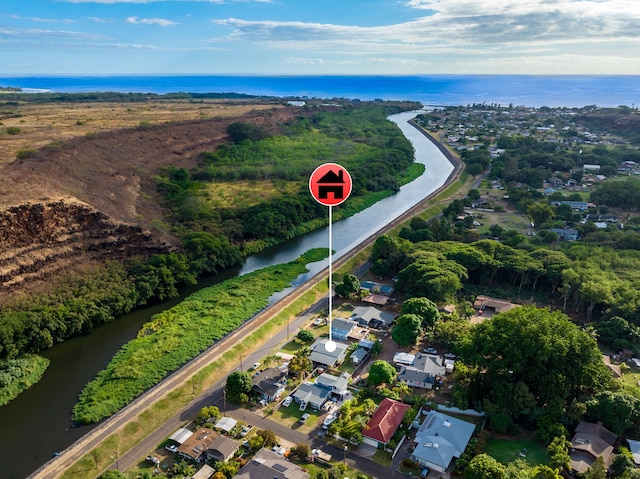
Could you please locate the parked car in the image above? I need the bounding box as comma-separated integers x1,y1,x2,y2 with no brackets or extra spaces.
282,396,293,407
165,444,178,453
421,467,430,478
145,455,160,465
423,347,438,355
322,414,337,429
251,362,261,371
300,413,310,423
444,352,457,359
240,425,253,437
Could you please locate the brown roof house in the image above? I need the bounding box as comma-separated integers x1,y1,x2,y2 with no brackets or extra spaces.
235,448,309,479
206,435,240,462
569,421,617,473
362,398,410,448
473,295,516,313
177,428,215,462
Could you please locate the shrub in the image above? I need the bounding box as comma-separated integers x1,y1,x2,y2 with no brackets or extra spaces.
6,126,21,135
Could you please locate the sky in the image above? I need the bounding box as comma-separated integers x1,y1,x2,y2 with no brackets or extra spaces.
1,0,639,76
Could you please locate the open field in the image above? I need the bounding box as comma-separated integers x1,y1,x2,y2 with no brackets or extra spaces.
0,99,277,169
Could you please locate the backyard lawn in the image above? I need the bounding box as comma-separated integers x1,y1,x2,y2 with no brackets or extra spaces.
485,438,547,466
620,370,640,395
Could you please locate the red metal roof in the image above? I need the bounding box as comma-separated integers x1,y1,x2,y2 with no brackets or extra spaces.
362,398,410,445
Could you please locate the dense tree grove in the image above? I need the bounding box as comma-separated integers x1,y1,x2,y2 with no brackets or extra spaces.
374,233,640,348
460,306,612,434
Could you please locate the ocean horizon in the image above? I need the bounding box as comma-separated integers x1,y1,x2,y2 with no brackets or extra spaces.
1,74,639,108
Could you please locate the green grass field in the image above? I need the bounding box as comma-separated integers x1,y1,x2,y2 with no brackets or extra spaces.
485,438,548,466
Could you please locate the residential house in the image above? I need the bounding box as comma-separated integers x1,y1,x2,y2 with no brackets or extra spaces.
351,347,368,365
398,354,446,390
360,281,395,296
350,306,396,329
551,200,590,211
252,368,287,401
362,398,411,448
331,318,358,341
206,435,240,462
177,428,215,462
235,448,310,479
550,228,579,241
316,372,349,398
393,352,416,366
473,295,516,314
569,421,617,473
548,177,564,188
309,338,348,368
213,416,237,434
358,339,377,350
292,382,332,410
602,355,622,379
411,410,476,473
191,464,215,479
627,439,640,467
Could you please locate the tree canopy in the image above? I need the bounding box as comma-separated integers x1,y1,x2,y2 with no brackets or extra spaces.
459,306,612,424
391,314,423,347
367,360,396,386
225,371,253,402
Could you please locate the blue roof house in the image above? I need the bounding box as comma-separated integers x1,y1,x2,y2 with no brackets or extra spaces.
411,410,475,472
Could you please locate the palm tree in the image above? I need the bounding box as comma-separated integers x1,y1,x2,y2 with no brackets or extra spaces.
533,465,562,479
393,380,412,402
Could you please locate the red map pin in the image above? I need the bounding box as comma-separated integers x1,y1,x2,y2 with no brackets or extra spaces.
309,163,352,207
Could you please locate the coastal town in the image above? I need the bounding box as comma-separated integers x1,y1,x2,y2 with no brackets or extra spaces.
1,96,639,479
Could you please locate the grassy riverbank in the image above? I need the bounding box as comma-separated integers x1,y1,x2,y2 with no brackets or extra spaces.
72,248,329,424
0,355,50,406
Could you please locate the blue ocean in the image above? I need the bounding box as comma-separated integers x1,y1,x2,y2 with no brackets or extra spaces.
1,75,639,108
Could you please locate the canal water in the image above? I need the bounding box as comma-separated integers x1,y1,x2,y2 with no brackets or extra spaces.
1,110,454,479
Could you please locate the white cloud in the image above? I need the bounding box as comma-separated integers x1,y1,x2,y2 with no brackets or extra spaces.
126,16,179,26
216,0,640,50
0,26,108,40
7,14,74,23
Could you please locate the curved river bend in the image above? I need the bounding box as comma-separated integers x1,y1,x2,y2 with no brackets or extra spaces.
1,110,454,479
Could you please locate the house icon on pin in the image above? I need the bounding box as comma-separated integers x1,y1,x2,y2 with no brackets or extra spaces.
317,169,345,200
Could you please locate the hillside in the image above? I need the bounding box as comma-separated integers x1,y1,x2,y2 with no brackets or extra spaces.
0,98,301,299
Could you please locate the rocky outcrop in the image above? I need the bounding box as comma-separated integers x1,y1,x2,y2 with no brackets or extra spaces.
0,199,169,290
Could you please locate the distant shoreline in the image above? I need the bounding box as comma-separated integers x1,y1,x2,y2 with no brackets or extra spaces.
1,74,638,108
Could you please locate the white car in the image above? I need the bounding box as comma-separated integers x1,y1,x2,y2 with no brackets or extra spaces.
300,413,310,423
322,414,337,429
282,396,293,407
165,444,178,453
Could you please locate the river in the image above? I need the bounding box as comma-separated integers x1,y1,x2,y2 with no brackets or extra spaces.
1,110,454,479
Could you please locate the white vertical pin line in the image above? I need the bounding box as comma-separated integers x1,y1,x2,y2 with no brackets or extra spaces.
326,204,336,352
